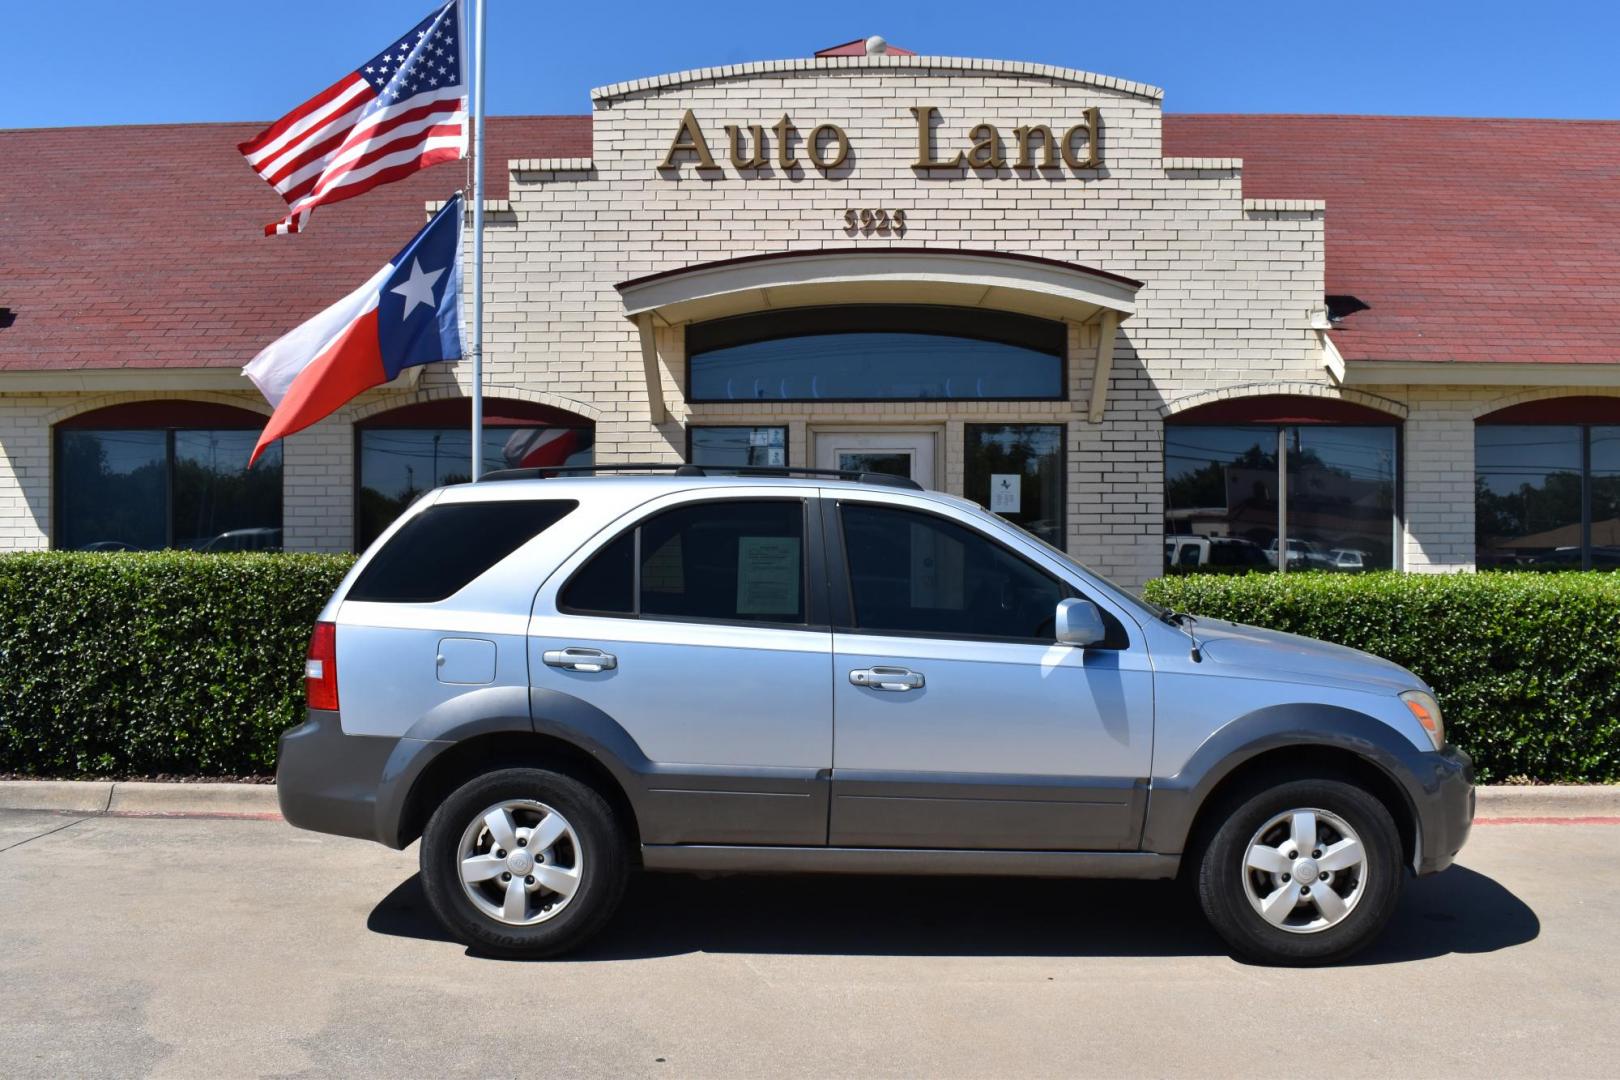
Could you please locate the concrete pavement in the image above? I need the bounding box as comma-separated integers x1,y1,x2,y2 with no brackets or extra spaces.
1,808,1616,1078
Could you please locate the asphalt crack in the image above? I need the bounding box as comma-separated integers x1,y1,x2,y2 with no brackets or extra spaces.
0,813,96,854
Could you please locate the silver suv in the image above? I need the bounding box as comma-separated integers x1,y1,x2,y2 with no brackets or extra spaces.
278,465,1473,964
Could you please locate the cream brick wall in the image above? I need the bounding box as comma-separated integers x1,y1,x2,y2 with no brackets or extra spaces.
486,58,1329,588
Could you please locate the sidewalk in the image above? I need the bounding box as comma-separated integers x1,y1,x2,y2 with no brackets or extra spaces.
2,778,1617,821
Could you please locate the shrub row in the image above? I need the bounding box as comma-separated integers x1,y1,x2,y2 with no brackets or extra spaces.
0,552,353,777
1144,571,1620,783
3,555,1615,783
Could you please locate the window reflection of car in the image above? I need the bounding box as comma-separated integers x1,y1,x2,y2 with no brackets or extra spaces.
1265,538,1333,569
1328,548,1370,571
78,540,140,552
1164,534,1270,573
196,528,283,552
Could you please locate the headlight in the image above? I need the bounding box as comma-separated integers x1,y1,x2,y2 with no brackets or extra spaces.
1400,689,1444,751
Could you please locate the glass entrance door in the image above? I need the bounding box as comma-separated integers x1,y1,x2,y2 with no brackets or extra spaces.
814,431,937,489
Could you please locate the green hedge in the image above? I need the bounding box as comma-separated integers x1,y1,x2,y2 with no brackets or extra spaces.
1144,571,1620,784
4,555,1615,783
0,552,353,778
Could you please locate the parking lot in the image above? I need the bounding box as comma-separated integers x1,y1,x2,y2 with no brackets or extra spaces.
1,808,1616,1079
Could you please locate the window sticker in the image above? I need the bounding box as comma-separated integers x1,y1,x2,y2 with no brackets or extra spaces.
736,536,801,615
989,473,1022,513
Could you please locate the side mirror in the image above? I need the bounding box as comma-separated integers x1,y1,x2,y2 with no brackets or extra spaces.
1055,597,1106,647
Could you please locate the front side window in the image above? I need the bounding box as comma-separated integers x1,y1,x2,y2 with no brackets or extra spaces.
687,306,1065,402
1164,422,1397,573
840,503,1064,642
357,424,593,550
1477,423,1620,570
561,500,807,625
56,420,282,552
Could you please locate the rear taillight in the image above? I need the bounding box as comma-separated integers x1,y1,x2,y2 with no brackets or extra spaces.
305,621,339,711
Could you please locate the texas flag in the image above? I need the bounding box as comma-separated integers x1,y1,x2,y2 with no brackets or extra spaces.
245,194,463,463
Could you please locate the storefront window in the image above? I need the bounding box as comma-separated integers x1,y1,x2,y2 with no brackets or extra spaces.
688,426,787,470
55,405,282,551
965,424,1065,549
687,306,1065,402
355,399,594,550
1163,399,1398,574
1476,414,1620,571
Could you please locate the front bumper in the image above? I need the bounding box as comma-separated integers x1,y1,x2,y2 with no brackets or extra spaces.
276,709,397,844
1413,743,1475,875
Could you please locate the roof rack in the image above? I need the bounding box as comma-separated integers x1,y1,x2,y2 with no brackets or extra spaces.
478,462,924,491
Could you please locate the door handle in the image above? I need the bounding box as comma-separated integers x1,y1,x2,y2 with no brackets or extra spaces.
542,647,617,673
849,666,925,692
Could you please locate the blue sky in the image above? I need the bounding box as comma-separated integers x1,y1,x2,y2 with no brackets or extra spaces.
3,0,1616,129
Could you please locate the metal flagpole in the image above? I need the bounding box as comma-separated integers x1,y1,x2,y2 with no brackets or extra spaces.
469,0,487,480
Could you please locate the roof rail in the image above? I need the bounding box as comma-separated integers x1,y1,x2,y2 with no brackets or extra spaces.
478,462,924,491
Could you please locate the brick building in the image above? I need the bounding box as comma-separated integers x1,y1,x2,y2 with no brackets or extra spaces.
3,43,1618,587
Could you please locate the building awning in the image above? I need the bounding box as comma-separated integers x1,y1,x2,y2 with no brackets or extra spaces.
616,247,1141,327
615,248,1141,424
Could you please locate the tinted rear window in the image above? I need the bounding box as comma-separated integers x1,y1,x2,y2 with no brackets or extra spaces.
347,499,577,603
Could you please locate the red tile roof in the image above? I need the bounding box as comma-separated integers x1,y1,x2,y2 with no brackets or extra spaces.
1163,114,1620,365
0,117,589,373
1,112,1615,372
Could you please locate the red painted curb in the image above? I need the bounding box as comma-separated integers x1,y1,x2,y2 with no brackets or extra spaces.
1474,815,1620,826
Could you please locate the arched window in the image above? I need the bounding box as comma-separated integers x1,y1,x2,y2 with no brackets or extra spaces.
1163,395,1400,574
1476,396,1620,571
686,305,1066,402
54,401,282,552
355,397,594,549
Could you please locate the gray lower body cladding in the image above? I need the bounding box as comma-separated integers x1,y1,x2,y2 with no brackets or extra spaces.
275,708,1474,878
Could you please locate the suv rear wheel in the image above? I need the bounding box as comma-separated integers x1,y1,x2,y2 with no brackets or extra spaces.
1196,777,1403,965
420,767,628,957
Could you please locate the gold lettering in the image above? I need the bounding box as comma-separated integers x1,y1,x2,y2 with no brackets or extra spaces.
966,123,1004,169
659,109,718,170
1060,107,1102,169
910,105,964,169
772,114,798,170
725,123,768,169
1012,124,1058,168
807,123,851,170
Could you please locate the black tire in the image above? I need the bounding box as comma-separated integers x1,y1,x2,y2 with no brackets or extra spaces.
1196,777,1403,965
419,766,629,958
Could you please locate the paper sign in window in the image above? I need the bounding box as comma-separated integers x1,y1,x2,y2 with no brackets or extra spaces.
990,474,1022,513
736,536,801,615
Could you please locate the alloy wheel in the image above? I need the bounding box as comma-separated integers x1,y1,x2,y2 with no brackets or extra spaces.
1240,807,1368,934
456,799,584,926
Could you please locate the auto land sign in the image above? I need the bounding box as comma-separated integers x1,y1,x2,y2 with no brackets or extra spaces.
656,105,1103,174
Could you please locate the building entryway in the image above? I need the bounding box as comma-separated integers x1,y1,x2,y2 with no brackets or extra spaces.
814,430,937,489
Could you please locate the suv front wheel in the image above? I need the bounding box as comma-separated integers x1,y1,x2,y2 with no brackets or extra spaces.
420,766,629,957
1197,778,1403,965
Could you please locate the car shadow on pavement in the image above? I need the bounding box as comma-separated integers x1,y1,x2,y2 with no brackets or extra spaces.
367,862,1537,964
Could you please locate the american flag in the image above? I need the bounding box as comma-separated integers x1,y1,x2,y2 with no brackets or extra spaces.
239,1,467,236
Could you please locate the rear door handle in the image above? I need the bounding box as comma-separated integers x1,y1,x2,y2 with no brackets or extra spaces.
849,666,925,692
543,647,617,673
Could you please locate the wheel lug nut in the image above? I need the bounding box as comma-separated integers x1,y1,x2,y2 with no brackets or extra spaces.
517,838,527,847
496,849,506,858
1288,851,1297,859
1312,849,1321,858
1300,886,1310,895
1282,874,1291,882
525,875,535,885
501,872,511,881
